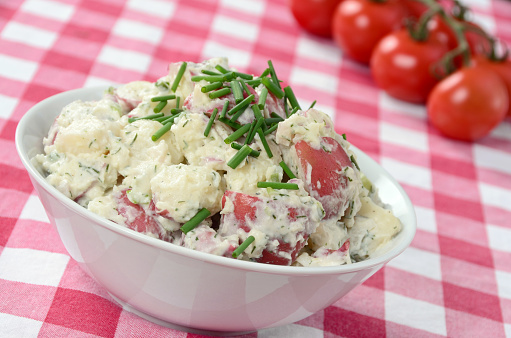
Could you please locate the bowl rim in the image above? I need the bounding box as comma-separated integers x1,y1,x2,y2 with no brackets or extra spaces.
15,86,417,277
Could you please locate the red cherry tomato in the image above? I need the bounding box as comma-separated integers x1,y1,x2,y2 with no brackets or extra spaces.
332,0,407,64
370,29,450,103
401,0,429,19
471,55,511,116
428,16,490,55
427,66,509,141
289,0,342,37
294,137,352,220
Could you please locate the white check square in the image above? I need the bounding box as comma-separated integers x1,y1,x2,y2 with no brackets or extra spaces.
0,54,38,82
212,15,259,42
127,0,176,19
19,195,49,223
295,36,341,66
0,247,69,287
0,94,18,119
380,157,432,190
380,122,429,152
1,22,57,49
487,224,511,253
97,46,152,73
0,313,42,337
201,41,251,69
386,247,442,281
385,291,447,336
112,19,164,45
290,67,338,94
20,0,74,22
496,270,511,300
220,0,266,15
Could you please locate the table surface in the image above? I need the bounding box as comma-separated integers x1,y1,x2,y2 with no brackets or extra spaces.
1,0,511,337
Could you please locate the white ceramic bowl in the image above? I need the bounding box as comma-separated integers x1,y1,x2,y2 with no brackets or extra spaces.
16,87,416,335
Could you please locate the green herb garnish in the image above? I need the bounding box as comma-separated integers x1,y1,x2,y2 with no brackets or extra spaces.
180,208,211,234
257,182,299,190
232,236,255,258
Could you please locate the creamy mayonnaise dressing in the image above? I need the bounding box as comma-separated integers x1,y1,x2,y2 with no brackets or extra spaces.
36,58,402,266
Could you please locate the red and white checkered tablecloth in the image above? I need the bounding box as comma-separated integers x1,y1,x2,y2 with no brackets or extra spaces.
1,0,511,336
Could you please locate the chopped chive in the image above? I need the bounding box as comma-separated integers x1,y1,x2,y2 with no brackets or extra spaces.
239,79,251,96
154,115,172,123
283,86,301,110
209,87,231,99
350,155,360,171
251,104,266,132
219,117,241,129
279,161,296,179
251,102,263,120
204,108,218,137
258,87,268,109
156,111,182,125
235,72,253,80
231,143,260,157
257,182,299,190
201,81,223,93
222,72,235,81
284,94,289,117
215,65,229,74
171,62,187,92
246,117,264,144
245,79,262,87
260,68,270,78
152,120,174,141
309,100,317,109
289,106,299,116
227,94,254,116
244,119,256,145
128,113,164,123
264,118,283,125
229,105,248,123
219,100,229,119
130,133,138,146
232,236,255,258
224,123,251,144
227,144,252,169
270,112,284,121
267,60,281,90
192,75,225,82
231,80,244,103
264,123,278,135
180,208,211,234
151,94,176,102
153,100,167,113
342,133,347,140
261,77,284,99
176,96,181,108
201,69,222,76
256,129,272,158
171,108,183,115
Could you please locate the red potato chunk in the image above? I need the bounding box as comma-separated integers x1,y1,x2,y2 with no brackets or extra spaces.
294,137,353,220
115,189,170,241
220,190,321,266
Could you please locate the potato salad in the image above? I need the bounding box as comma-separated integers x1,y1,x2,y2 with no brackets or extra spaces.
35,58,402,266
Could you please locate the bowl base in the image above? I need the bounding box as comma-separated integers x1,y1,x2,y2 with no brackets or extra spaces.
107,292,256,336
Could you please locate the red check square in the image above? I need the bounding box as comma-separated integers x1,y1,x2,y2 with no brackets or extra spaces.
45,288,121,337
324,306,386,338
